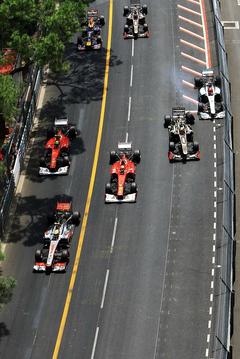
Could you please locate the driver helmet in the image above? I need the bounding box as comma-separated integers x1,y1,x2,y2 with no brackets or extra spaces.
54,140,60,149
88,17,95,29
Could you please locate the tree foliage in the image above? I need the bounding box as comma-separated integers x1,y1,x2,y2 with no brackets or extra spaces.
0,0,92,72
0,74,19,124
0,247,16,309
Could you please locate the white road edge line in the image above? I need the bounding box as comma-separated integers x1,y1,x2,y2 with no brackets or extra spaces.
91,326,100,359
130,65,133,87
128,97,132,122
110,217,118,253
100,269,110,309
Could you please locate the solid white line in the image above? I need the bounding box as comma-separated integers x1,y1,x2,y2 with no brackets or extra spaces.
100,270,110,309
209,306,212,315
128,97,132,122
91,327,99,359
199,0,210,67
125,132,129,143
130,65,133,87
132,39,134,57
111,217,118,253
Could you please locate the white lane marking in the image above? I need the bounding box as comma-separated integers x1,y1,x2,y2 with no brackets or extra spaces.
214,201,217,208
214,143,216,150
207,334,210,342
213,126,216,133
180,39,206,52
125,132,129,143
213,135,216,141
100,269,110,309
199,0,210,67
212,256,215,264
213,245,216,252
205,348,209,357
128,97,132,122
213,222,216,230
214,152,216,159
213,233,216,241
238,0,240,5
178,4,201,16
181,51,206,65
110,217,118,253
179,26,204,39
132,39,134,56
209,306,212,315
214,171,217,178
214,162,216,168
211,281,214,289
210,293,213,302
221,21,239,30
214,191,217,198
208,320,211,329
130,65,133,87
212,268,215,276
181,65,202,76
214,180,217,187
91,327,99,359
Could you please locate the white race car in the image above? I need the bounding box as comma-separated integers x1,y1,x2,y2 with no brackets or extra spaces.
194,69,225,120
123,3,149,39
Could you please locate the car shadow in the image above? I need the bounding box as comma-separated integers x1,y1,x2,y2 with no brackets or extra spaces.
0,323,10,342
5,194,74,246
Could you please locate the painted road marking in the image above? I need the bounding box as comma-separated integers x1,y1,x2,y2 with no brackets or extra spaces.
180,26,204,39
178,4,201,16
128,97,132,122
181,65,202,76
110,217,118,253
182,79,195,88
178,15,203,28
182,95,198,104
180,39,206,52
130,64,133,87
100,270,110,309
91,327,100,359
52,1,113,358
125,131,129,142
181,51,206,65
222,21,239,29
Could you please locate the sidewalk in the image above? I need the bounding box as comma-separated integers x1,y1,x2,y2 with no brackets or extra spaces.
221,2,240,358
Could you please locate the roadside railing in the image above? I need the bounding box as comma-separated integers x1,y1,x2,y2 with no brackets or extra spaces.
211,1,235,358
0,66,42,237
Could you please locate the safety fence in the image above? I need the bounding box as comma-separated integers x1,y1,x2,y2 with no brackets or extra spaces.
212,1,235,358
0,66,42,237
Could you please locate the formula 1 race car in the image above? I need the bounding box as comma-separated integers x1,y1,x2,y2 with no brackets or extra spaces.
77,9,105,50
39,118,77,176
164,107,200,162
105,142,141,203
33,201,80,273
194,69,225,120
123,2,149,39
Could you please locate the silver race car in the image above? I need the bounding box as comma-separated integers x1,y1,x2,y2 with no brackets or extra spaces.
194,69,225,120
164,107,200,162
33,201,80,273
123,2,149,39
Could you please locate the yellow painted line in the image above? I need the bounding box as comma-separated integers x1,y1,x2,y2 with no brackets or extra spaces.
52,1,113,358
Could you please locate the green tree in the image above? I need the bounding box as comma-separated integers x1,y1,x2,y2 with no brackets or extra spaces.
0,0,92,73
0,246,16,309
0,74,19,138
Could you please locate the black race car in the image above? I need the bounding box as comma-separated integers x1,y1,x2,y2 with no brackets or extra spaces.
164,107,200,162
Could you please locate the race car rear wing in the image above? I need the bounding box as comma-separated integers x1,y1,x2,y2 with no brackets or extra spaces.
202,69,214,77
172,107,186,118
87,9,99,20
118,142,132,151
54,118,69,127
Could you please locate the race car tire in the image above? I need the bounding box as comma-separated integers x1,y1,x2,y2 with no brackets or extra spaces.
100,15,105,26
142,4,148,15
164,115,171,128
47,213,55,224
130,182,137,193
214,76,222,87
47,128,55,140
215,93,222,103
124,24,129,33
39,157,46,166
110,151,117,164
194,77,203,88
77,37,83,46
187,132,194,142
60,147,70,156
143,23,149,32
105,183,112,194
61,249,69,262
123,6,129,16
97,36,102,45
68,127,77,140
62,156,70,166
186,112,195,125
198,103,204,112
35,249,42,262
72,211,81,226
169,142,175,151
193,142,199,152
200,94,208,104
133,150,141,164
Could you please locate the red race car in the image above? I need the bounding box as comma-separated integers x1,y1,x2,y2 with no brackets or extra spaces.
39,118,77,175
105,142,141,203
0,48,17,74
33,201,80,273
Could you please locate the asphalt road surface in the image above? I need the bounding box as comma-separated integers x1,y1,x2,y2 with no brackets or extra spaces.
0,1,222,358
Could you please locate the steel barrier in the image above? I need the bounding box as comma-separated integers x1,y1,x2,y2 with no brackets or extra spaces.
211,1,235,358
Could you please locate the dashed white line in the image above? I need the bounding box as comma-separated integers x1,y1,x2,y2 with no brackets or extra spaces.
214,180,217,187
132,39,134,57
213,126,216,133
111,217,118,253
213,134,216,141
205,348,209,357
214,143,216,150
207,334,210,343
214,201,217,208
213,245,216,252
100,269,110,309
213,233,216,241
214,212,216,219
214,152,217,159
209,306,212,315
210,293,213,302
211,281,214,289
214,191,217,198
91,326,99,359
125,132,129,142
212,256,215,264
128,97,132,122
213,222,216,230
211,268,215,276
214,171,217,178
130,65,133,87
208,320,211,329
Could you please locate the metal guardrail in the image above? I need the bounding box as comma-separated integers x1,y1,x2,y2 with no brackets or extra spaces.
0,66,42,237
211,1,235,358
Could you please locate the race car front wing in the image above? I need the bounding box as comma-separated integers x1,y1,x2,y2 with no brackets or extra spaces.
168,151,200,162
33,262,67,272
39,166,69,176
105,193,137,203
199,110,225,120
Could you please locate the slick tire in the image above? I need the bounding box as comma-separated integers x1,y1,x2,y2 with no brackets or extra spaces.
194,77,203,89
164,115,171,128
130,182,137,193
142,4,148,15
123,6,129,16
68,127,77,140
169,142,175,151
61,249,69,262
143,23,148,32
105,183,112,194
214,76,222,87
47,128,55,140
193,142,199,152
100,15,105,26
186,112,195,125
133,150,141,164
110,151,117,164
72,211,81,226
35,249,42,262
